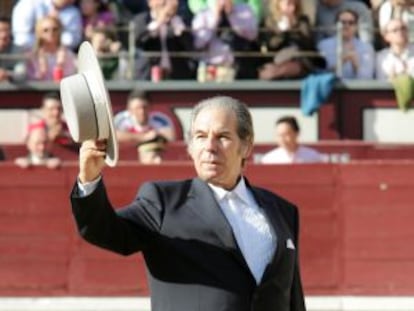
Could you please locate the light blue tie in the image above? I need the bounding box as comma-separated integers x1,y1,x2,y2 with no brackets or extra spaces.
224,192,275,283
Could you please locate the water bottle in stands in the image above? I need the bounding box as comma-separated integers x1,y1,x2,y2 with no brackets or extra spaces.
197,61,207,83
118,50,129,80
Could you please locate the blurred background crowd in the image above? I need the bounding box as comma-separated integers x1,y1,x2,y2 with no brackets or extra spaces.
1,0,414,166
0,0,413,83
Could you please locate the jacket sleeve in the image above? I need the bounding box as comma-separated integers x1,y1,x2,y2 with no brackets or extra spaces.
290,206,306,311
71,179,164,256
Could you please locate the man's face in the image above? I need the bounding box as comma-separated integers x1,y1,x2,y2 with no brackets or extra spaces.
276,122,298,152
42,98,62,125
128,98,148,125
0,21,11,51
188,107,251,190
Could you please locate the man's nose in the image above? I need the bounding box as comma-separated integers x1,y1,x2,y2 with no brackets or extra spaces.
204,136,218,151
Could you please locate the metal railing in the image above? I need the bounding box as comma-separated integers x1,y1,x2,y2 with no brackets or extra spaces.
1,21,385,81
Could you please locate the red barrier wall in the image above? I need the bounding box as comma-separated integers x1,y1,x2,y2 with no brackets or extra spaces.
3,140,414,162
1,162,414,296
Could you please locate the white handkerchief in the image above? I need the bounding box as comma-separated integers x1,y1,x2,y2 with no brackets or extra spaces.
286,238,295,250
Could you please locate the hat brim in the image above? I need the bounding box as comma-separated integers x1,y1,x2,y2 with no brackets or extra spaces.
60,41,118,167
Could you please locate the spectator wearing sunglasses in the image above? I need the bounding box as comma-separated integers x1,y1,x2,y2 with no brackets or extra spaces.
11,0,82,50
25,16,77,80
317,8,375,79
315,0,374,44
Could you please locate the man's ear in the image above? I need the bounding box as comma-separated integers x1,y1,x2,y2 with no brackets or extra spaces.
242,142,253,159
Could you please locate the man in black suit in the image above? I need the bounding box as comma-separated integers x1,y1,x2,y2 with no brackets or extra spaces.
71,96,306,311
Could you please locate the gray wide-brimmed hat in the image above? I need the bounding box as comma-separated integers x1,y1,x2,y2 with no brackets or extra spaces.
60,41,118,167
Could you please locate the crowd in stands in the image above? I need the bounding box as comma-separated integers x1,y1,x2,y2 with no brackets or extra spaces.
0,88,177,166
1,0,414,167
0,0,413,82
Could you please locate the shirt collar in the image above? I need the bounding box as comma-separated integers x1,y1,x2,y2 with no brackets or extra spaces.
208,176,251,206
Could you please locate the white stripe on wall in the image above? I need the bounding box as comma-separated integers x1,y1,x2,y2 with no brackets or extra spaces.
1,296,414,311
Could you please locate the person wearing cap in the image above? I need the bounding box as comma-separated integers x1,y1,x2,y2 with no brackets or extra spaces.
137,135,167,164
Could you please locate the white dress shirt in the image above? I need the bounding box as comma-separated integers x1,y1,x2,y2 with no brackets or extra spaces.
78,176,277,283
208,177,276,284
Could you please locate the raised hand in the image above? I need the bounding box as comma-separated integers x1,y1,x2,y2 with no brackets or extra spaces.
78,139,107,183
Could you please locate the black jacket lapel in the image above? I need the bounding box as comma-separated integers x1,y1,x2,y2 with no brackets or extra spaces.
249,186,288,283
187,178,250,271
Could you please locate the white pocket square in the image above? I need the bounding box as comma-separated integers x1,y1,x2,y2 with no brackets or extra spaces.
286,238,295,250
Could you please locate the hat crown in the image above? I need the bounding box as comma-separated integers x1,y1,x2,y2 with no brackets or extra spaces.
60,41,118,166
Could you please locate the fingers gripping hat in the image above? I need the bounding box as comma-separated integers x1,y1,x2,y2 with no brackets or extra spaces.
60,41,118,166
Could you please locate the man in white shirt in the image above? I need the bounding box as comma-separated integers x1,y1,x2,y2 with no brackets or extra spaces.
261,115,324,164
113,89,176,144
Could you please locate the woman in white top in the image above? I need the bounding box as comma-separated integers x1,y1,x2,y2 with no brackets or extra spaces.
260,115,324,164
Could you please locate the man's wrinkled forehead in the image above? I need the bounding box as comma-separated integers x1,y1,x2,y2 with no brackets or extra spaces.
192,107,235,131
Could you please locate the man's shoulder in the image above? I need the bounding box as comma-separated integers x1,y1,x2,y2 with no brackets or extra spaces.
139,178,194,197
137,179,196,211
113,110,132,127
252,185,300,231
252,185,297,210
148,111,174,128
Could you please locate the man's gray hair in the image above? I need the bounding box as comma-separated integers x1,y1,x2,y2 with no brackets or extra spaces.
188,96,254,144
